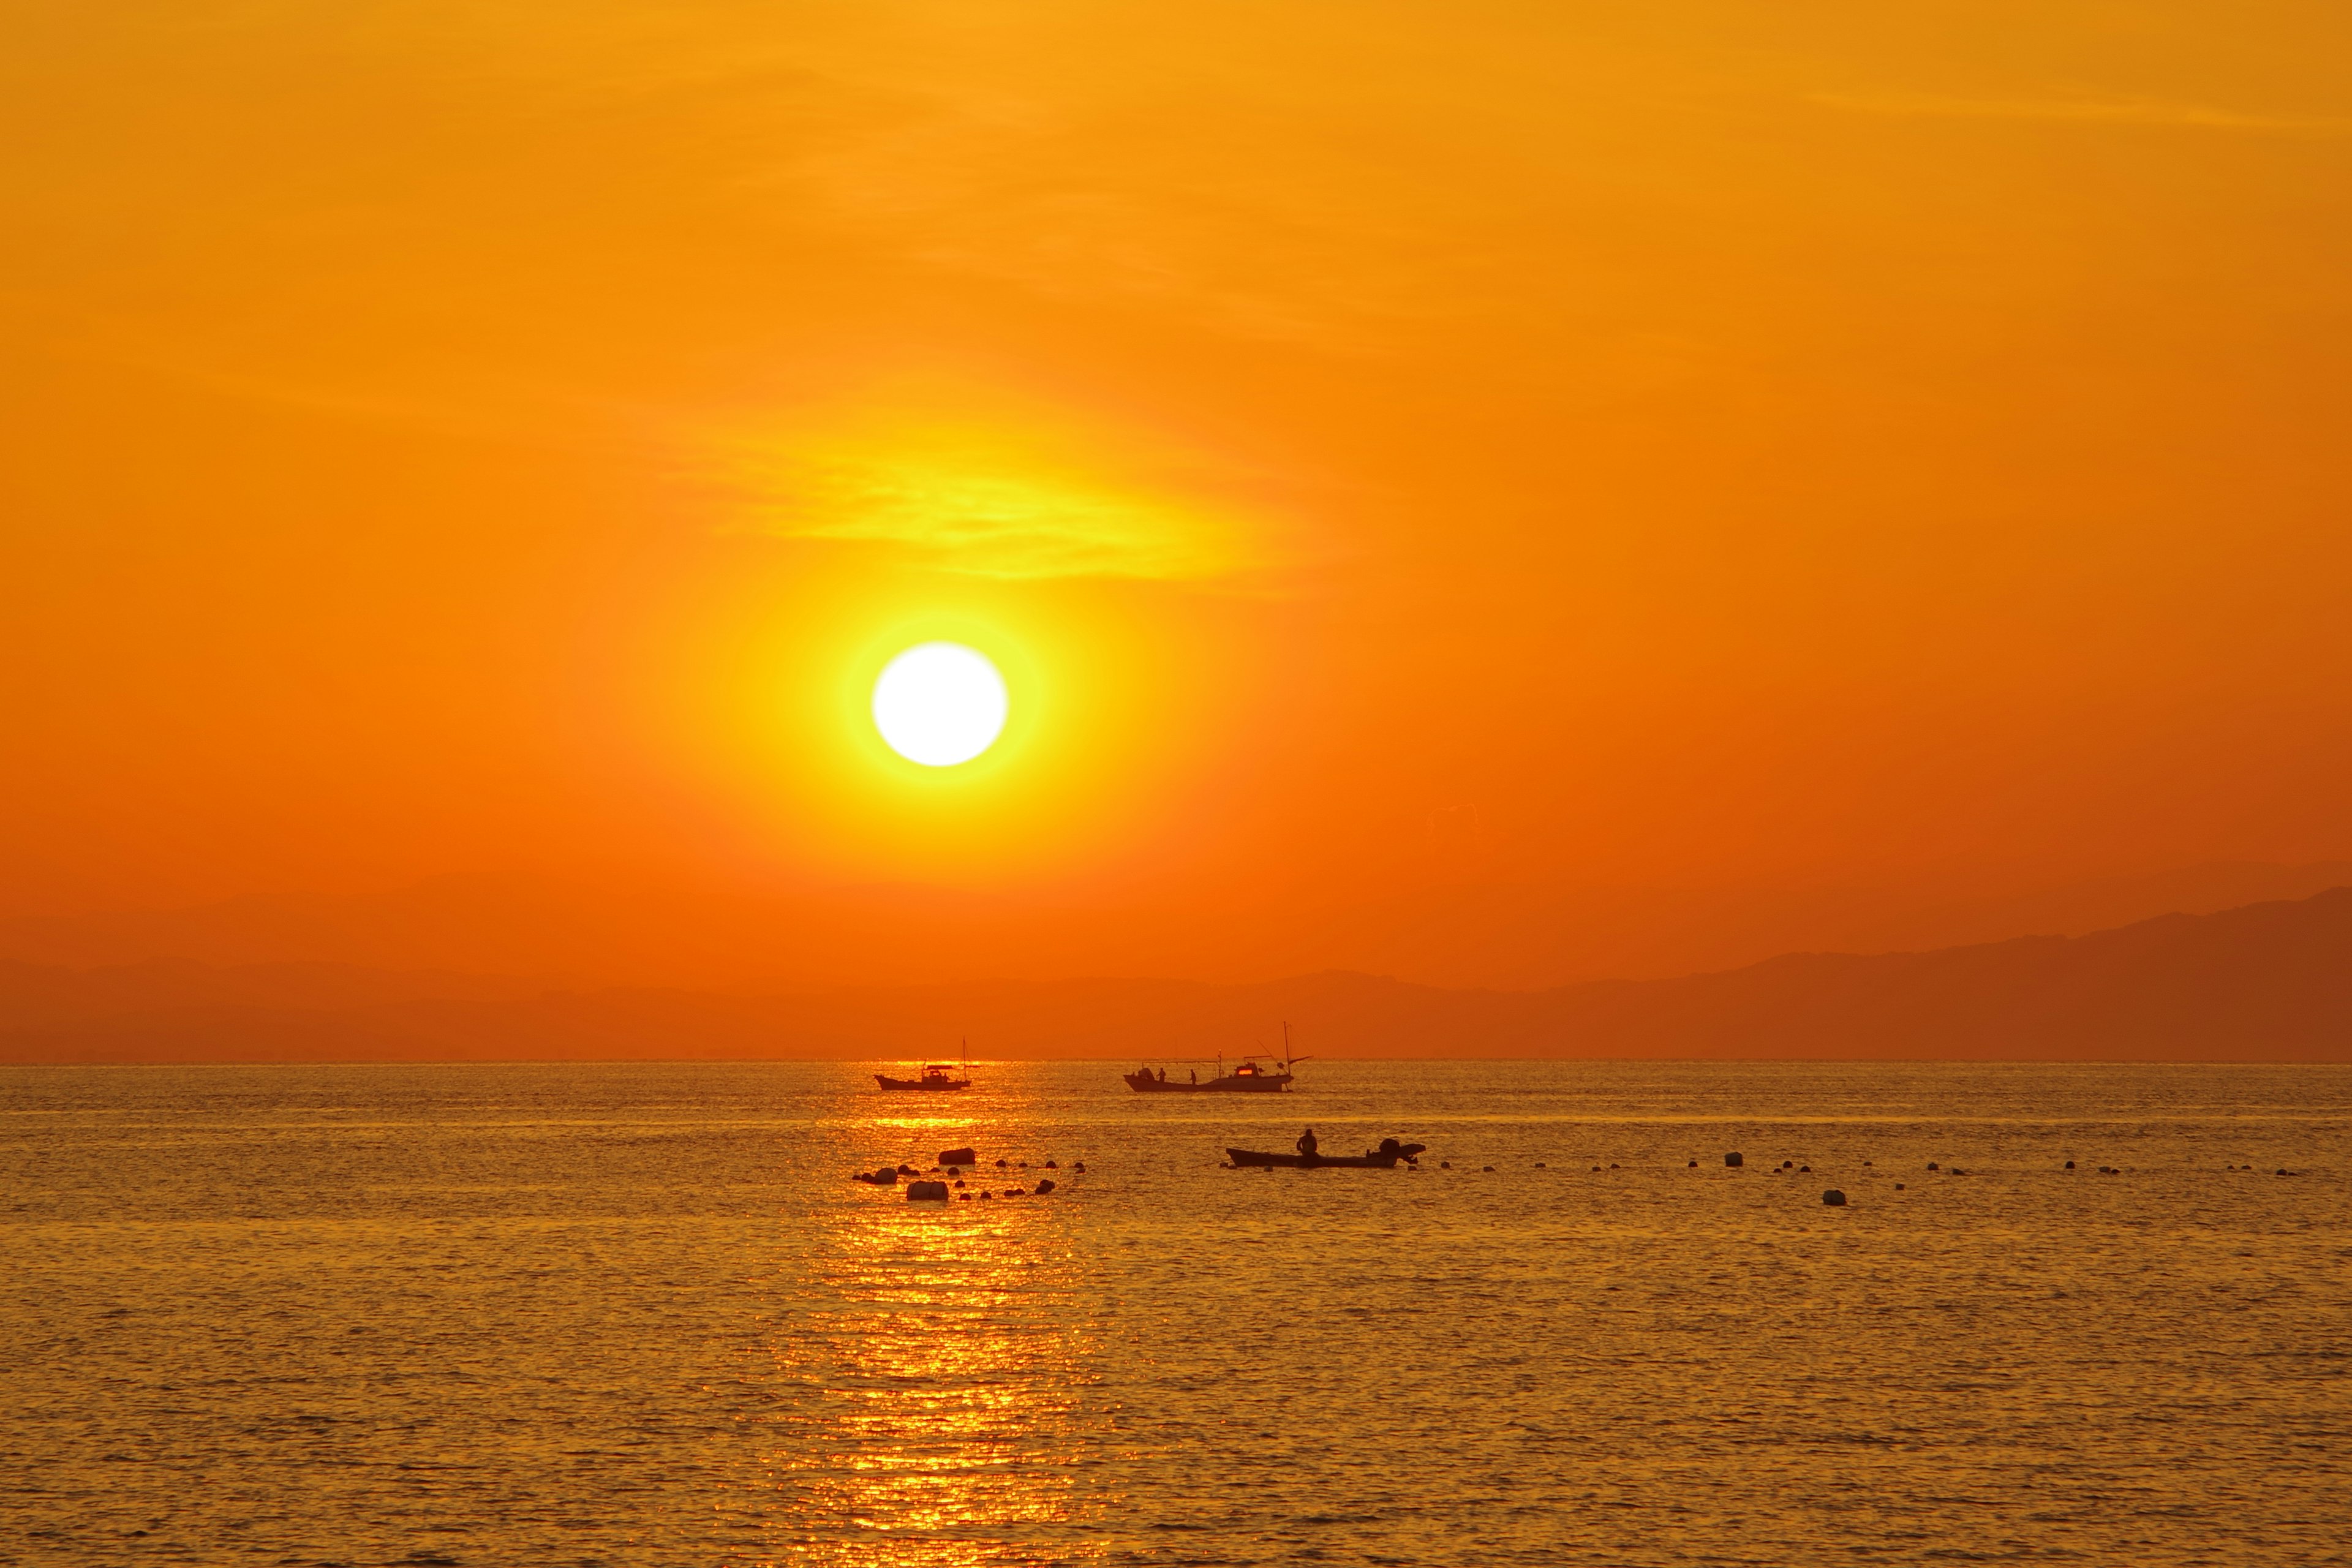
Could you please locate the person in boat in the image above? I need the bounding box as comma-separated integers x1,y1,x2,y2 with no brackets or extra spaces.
1158,1068,1168,1083
1296,1127,1319,1158
1376,1137,1402,1159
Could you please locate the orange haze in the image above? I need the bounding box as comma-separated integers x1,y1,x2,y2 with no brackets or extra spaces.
5,2,2351,1005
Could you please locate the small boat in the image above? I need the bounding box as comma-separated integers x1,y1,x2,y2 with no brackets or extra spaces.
1227,1140,1425,1169
876,1063,970,1091
876,1045,972,1093
1126,1026,1306,1093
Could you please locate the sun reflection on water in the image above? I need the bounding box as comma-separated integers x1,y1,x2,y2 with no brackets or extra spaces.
753,1115,1114,1566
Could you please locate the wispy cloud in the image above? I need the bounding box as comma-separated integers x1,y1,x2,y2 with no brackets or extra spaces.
713,391,1286,585
1813,92,2350,136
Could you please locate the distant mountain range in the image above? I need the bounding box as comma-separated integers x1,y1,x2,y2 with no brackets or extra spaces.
4,887,2348,1063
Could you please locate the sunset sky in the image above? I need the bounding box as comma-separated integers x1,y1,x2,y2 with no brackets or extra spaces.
6,1,2350,990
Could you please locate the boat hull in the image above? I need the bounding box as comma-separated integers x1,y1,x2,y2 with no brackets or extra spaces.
1226,1147,1400,1169
1126,1072,1292,1093
875,1076,970,1091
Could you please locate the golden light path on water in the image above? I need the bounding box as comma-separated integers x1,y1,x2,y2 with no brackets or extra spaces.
761,1109,1114,1566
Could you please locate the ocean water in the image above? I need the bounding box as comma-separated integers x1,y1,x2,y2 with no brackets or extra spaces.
4,1060,2348,1567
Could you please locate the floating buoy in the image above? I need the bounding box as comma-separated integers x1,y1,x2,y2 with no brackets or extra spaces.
1927,1162,1940,1172
1687,1159,1698,1167
1074,1162,1087,1172
905,1180,949,1201
1798,1166,1811,1173
938,1147,976,1167
1725,1153,1744,1168
1482,1166,1494,1172
1034,1178,1057,1195
1440,1161,1451,1169
1610,1163,1619,1169
1536,1163,1547,1169
1894,1182,1905,1189
1822,1189,1847,1206
1044,1160,1059,1169
2065,1161,2075,1169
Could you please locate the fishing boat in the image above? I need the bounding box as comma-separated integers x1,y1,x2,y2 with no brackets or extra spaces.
1125,1026,1306,1093
1226,1139,1426,1169
876,1044,972,1092
875,1063,970,1092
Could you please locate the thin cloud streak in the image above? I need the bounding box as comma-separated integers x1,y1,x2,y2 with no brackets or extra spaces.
1813,91,2350,135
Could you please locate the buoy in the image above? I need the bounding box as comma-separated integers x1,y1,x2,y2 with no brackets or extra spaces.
1781,1161,1793,1169
2065,1161,2075,1169
1927,1162,1940,1171
1799,1165,1811,1173
953,1179,966,1188
1440,1161,1451,1169
905,1180,949,1201
1035,1178,1057,1195
1862,1160,1873,1166
897,1164,919,1175
2277,1168,2290,1176
1074,1162,1087,1172
938,1147,977,1167
1725,1153,1744,1168
980,1190,994,1199
958,1193,973,1201
1045,1160,1059,1169
1610,1163,1619,1169
995,1159,1009,1168
1822,1189,1847,1206
1687,1159,1698,1167
1482,1166,1494,1172
1894,1182,1905,1189
1536,1163,1547,1169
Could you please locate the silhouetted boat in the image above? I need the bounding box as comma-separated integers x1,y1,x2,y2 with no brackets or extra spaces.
1126,1058,1294,1093
1227,1140,1425,1169
876,1064,970,1091
877,1044,971,1092
1126,1027,1306,1093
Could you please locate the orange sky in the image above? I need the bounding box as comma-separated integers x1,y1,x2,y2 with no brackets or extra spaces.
5,1,2350,989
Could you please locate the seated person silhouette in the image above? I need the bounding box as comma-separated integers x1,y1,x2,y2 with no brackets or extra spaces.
1296,1127,1319,1158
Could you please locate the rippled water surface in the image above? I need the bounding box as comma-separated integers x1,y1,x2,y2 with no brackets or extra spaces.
5,1061,2349,1566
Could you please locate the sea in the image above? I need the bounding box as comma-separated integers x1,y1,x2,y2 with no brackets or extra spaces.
4,1060,2347,1567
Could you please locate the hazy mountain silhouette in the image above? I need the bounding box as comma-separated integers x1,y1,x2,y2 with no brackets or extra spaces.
4,887,2348,1064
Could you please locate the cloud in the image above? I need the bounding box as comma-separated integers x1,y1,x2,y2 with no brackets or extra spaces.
713,393,1283,584
1812,92,2350,136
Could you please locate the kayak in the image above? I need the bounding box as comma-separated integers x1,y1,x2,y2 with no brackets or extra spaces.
1226,1146,1416,1169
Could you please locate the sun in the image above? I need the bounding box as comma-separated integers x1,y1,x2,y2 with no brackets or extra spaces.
871,642,1009,766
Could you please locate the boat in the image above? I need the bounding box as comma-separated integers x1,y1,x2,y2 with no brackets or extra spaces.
1125,1025,1306,1093
1227,1140,1426,1169
876,1063,971,1092
877,1044,972,1093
